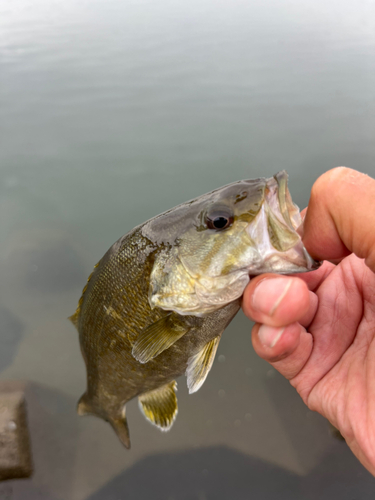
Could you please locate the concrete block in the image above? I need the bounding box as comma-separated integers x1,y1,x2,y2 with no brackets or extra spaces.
0,383,33,480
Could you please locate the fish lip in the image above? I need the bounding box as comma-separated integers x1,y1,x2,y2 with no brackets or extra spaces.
301,246,322,271
309,257,323,271
274,171,322,270
273,170,296,231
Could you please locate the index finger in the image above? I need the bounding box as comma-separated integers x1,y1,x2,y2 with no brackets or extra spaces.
303,167,375,272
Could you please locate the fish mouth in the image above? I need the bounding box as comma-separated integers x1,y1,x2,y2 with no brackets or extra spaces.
246,171,321,275
272,171,321,272
273,171,300,231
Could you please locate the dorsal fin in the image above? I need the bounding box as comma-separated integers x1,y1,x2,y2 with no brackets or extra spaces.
69,311,80,329
138,381,178,431
186,336,220,394
68,260,100,330
132,314,189,364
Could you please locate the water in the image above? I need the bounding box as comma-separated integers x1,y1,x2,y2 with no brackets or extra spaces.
1,0,375,498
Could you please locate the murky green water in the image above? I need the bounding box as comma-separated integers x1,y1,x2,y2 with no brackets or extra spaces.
1,0,375,498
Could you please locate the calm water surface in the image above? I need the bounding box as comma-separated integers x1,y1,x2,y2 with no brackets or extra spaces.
1,0,375,498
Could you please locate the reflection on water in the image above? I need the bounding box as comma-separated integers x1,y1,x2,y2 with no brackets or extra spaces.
24,241,86,293
86,445,372,500
1,0,375,498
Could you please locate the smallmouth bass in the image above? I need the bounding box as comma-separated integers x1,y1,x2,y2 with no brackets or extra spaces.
70,171,319,448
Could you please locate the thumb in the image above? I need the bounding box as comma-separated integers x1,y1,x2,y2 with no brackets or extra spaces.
302,167,375,272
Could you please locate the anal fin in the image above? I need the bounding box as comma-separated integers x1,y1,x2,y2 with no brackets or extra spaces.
138,381,178,431
186,336,220,394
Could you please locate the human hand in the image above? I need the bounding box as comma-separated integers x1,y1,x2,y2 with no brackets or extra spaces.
242,167,375,475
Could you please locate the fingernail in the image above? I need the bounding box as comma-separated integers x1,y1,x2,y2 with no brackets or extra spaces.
252,278,293,316
258,325,285,348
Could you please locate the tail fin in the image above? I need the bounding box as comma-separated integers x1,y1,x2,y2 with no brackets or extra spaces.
77,392,95,416
77,392,131,448
108,411,131,449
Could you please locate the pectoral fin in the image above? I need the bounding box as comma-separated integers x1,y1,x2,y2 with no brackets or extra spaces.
132,314,190,364
138,381,178,431
186,337,220,394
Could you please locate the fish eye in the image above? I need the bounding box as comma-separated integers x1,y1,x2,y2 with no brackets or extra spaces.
206,210,234,230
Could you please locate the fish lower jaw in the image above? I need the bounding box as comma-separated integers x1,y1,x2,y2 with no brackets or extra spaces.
248,245,319,276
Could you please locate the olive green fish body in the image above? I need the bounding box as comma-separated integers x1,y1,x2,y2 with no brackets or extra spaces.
71,172,319,447
72,227,239,446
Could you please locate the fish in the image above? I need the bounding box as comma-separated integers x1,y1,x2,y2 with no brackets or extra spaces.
70,171,319,448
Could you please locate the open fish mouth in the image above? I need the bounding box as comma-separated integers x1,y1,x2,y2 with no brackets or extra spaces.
274,171,301,231
246,171,321,275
